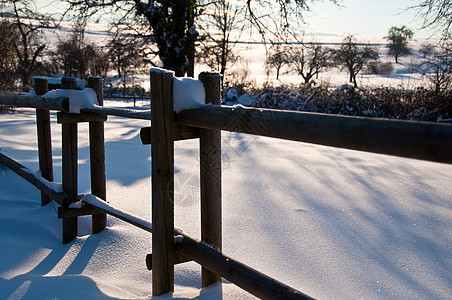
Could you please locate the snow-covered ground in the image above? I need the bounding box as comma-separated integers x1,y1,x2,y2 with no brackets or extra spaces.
1,100,452,299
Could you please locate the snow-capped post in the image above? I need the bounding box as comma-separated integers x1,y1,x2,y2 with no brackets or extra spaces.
87,77,107,234
198,72,222,287
61,77,78,244
34,77,53,206
150,68,175,296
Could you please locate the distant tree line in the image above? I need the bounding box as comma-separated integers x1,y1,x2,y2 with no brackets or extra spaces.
264,35,380,88
263,30,450,93
0,0,450,95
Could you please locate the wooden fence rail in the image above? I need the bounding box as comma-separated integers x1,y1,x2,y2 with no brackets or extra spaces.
176,105,452,164
174,235,314,300
0,152,70,206
0,94,69,111
82,107,151,120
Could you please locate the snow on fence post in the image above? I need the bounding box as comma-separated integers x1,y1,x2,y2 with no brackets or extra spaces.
198,72,223,287
61,77,78,244
34,78,53,206
87,77,107,234
150,68,175,296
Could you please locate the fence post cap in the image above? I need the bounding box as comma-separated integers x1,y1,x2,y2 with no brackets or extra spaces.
150,67,175,75
199,72,222,79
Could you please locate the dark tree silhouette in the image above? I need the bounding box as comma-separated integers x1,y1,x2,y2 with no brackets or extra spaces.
290,43,331,84
0,19,18,88
412,0,451,38
419,42,452,94
385,25,414,63
334,35,379,87
265,44,290,80
63,0,337,76
0,0,52,88
197,0,244,77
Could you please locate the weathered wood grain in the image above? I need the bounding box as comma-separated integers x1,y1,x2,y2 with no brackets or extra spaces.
177,105,452,164
198,72,223,287
88,77,107,234
150,69,175,296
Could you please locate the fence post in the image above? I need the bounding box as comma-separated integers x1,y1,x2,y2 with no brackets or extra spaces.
34,78,53,206
150,69,175,296
61,77,78,244
198,72,223,287
87,77,107,234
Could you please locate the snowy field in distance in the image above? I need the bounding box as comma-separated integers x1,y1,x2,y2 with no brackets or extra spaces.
1,99,452,299
39,22,433,92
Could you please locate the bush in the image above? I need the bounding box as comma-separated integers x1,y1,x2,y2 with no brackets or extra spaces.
366,61,394,75
248,83,451,122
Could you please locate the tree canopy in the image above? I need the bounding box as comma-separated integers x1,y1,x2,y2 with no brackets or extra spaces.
385,25,414,63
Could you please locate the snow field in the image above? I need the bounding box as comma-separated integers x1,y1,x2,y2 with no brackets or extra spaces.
1,102,452,299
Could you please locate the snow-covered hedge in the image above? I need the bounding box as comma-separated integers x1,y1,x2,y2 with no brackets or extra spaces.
225,84,452,122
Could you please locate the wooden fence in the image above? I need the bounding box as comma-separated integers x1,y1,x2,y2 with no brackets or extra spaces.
1,70,452,299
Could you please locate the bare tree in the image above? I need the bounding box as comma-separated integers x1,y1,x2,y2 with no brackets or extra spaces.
107,26,145,94
197,0,244,77
244,0,337,40
63,0,338,77
412,0,451,38
385,25,414,63
334,35,379,87
53,25,98,78
0,0,52,89
290,42,331,84
419,42,452,94
63,0,197,76
51,23,111,79
419,42,435,58
90,46,110,78
0,19,18,88
265,44,290,80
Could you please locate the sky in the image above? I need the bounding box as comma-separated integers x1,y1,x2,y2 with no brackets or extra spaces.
304,0,436,39
35,0,437,39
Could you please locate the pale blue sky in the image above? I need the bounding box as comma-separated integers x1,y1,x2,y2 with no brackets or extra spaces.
35,0,436,39
305,0,435,38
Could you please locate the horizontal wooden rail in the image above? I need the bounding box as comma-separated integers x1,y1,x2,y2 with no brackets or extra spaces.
57,112,108,123
140,124,199,144
0,94,149,119
175,236,314,300
81,194,153,233
176,105,452,164
58,206,104,218
0,95,69,111
82,107,151,120
104,95,151,100
0,152,70,206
